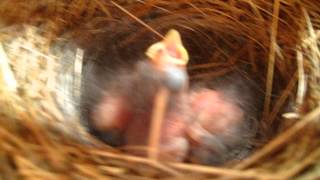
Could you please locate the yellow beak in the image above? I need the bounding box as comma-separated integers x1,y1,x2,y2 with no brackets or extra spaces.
145,29,189,66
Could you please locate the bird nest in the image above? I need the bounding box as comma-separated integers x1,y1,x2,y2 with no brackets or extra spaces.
0,0,319,179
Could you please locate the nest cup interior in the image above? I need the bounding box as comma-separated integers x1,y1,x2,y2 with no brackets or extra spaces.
77,3,294,144
0,0,320,179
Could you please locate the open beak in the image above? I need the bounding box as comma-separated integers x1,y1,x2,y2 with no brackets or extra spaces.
145,29,189,67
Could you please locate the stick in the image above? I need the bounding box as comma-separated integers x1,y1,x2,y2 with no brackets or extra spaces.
148,87,169,160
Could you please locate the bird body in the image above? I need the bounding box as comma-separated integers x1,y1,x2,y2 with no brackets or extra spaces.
186,73,260,165
81,29,260,165
84,30,191,161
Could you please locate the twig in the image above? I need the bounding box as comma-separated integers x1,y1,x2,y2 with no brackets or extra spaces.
148,87,169,160
92,0,112,18
236,105,320,169
268,71,297,126
91,150,182,176
0,43,17,91
296,49,306,108
74,164,107,180
188,41,248,71
15,155,58,180
280,148,320,179
110,1,164,39
91,150,282,179
170,162,282,180
0,125,25,149
20,111,63,169
190,67,234,80
302,7,320,73
263,0,281,122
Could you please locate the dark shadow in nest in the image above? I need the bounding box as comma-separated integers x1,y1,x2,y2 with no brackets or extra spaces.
75,14,291,166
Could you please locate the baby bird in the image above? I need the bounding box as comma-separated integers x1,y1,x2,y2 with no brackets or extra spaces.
87,29,191,161
81,28,261,165
187,73,261,165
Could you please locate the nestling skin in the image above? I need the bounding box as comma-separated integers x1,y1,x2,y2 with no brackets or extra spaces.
90,71,259,165
91,61,190,161
81,28,260,165
189,89,244,136
87,29,191,161
186,74,260,165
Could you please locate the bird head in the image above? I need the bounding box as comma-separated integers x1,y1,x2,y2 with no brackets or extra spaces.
145,29,189,67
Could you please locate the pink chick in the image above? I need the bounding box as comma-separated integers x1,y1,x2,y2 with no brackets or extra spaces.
90,29,191,161
186,74,260,165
